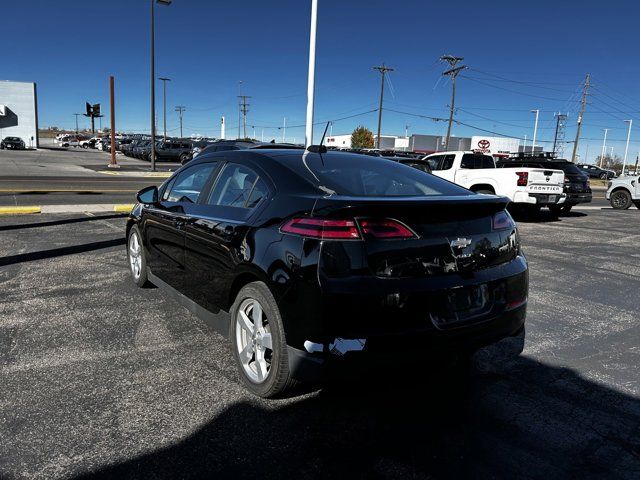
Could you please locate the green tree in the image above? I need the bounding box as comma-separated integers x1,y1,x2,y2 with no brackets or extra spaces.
351,125,374,149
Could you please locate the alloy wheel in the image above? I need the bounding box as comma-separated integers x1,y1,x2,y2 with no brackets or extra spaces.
612,191,630,209
235,298,273,383
128,232,142,280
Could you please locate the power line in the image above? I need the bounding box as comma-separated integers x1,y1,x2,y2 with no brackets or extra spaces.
461,75,582,102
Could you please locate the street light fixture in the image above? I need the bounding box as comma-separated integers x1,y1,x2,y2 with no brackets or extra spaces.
158,77,171,141
150,0,172,171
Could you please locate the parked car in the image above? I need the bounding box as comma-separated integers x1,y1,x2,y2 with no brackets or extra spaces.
497,157,592,214
423,151,566,213
182,140,300,165
606,175,640,209
126,148,528,397
383,155,432,174
153,140,193,163
577,164,616,180
0,136,26,150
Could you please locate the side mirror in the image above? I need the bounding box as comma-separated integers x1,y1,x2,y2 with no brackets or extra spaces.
136,185,159,204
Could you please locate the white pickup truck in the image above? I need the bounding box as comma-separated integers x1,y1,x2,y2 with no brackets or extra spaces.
423,151,566,210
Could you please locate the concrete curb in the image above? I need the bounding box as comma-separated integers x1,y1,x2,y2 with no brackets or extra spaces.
0,204,134,215
0,206,41,215
97,170,172,178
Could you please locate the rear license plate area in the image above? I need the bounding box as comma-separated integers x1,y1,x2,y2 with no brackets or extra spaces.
430,284,492,328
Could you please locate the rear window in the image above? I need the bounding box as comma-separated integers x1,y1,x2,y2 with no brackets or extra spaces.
289,153,470,197
460,154,495,169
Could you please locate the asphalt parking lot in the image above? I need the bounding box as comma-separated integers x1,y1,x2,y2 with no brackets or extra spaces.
0,208,638,479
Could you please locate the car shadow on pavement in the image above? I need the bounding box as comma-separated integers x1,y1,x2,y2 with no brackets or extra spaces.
0,214,126,232
74,347,640,480
0,238,125,267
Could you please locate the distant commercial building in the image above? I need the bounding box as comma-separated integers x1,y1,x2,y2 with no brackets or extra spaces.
0,80,39,148
409,135,471,154
326,134,409,151
326,131,521,157
469,136,520,158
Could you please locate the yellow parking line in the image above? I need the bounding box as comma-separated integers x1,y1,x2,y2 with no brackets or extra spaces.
96,171,172,178
113,204,135,213
0,206,41,215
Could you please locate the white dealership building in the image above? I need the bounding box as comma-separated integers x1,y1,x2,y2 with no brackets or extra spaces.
0,80,39,148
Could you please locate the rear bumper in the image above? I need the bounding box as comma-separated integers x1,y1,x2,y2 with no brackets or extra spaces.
564,191,592,205
287,304,526,382
513,191,565,205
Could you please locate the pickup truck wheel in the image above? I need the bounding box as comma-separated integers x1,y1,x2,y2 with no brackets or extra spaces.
82,144,89,149
610,190,632,210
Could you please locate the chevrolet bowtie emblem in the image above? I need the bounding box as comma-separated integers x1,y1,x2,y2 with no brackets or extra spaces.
450,238,472,249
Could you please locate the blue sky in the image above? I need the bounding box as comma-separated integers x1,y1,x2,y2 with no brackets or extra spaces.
4,0,640,162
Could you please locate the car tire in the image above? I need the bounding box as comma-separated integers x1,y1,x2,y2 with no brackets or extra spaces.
82,144,89,149
127,226,150,288
549,204,572,215
599,173,608,180
230,281,297,398
610,190,632,210
179,153,189,164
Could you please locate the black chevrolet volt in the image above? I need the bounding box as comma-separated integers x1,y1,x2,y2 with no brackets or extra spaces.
126,148,528,397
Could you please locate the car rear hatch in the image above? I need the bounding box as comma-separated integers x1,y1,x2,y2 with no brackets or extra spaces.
310,194,518,280
299,194,524,334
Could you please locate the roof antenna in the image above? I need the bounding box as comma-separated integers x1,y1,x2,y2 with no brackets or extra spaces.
306,121,331,154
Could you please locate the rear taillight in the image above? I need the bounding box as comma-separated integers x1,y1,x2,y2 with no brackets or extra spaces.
516,171,528,186
359,219,416,239
281,218,360,239
493,210,515,230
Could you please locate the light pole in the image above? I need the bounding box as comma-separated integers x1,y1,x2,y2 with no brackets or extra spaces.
159,77,171,141
150,0,172,172
282,117,286,142
623,119,633,176
305,0,318,147
531,109,539,156
523,134,527,153
599,128,608,168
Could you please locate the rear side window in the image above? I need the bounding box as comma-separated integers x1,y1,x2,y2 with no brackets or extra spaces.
460,154,494,169
165,163,216,203
208,163,266,208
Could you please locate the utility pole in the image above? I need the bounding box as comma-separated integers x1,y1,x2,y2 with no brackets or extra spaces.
159,77,171,141
373,63,394,149
599,128,608,167
523,134,527,153
108,75,118,168
237,81,243,140
440,55,466,151
552,112,567,157
73,113,81,134
237,95,250,139
531,109,539,156
175,106,185,138
571,73,590,163
282,117,287,142
623,119,633,175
